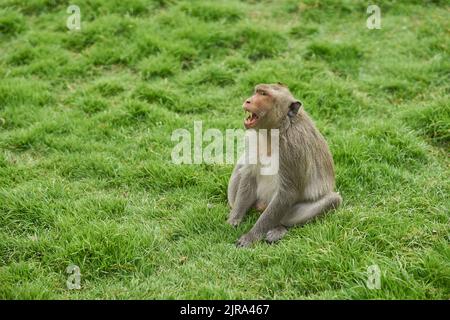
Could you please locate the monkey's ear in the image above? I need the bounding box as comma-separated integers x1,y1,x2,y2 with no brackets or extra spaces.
288,101,302,118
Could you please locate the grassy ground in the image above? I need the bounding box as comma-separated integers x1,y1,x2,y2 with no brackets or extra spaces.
0,0,449,299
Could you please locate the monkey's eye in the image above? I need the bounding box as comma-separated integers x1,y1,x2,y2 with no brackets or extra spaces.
258,90,267,96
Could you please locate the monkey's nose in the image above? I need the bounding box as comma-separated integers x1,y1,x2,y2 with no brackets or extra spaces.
245,100,251,104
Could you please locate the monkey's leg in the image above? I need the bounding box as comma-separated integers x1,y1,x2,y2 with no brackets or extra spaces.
227,164,242,208
280,192,342,227
227,168,256,227
265,225,288,243
236,191,296,247
264,193,341,244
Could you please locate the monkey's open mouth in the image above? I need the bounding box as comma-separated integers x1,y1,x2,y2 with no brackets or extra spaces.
244,110,259,128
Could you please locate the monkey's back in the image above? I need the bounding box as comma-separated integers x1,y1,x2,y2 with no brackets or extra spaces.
280,110,336,201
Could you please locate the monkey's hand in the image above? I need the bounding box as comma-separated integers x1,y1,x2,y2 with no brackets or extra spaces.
236,231,260,248
227,215,242,227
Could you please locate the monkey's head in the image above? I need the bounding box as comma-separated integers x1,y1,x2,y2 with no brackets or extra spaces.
243,83,302,129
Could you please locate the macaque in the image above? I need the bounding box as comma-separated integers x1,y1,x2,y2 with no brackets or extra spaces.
227,83,342,247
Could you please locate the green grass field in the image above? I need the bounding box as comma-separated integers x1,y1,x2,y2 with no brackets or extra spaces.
0,0,449,299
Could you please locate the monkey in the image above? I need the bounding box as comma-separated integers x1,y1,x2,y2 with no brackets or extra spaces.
227,83,342,247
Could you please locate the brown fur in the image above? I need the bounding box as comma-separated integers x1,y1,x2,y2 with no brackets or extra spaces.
228,83,342,247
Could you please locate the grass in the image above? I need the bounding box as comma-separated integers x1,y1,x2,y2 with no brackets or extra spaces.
0,0,449,299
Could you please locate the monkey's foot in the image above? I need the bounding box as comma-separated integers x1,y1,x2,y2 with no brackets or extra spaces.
227,216,242,228
266,226,288,243
236,232,259,248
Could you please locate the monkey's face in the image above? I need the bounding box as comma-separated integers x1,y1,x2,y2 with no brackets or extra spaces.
243,84,293,129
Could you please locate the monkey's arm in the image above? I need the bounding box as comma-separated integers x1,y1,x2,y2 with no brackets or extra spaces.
236,190,296,247
227,167,256,227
